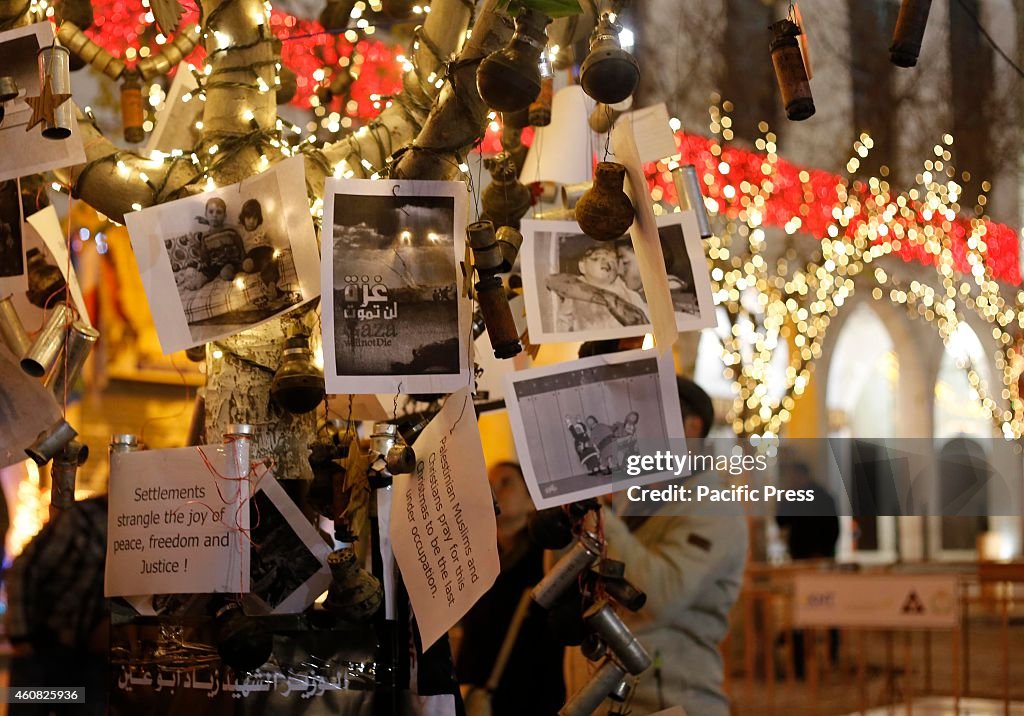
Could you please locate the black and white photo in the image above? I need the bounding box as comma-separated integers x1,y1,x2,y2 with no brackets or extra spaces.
0,178,26,295
504,348,685,509
522,210,716,344
124,157,320,354
321,178,471,394
248,473,331,614
0,23,85,183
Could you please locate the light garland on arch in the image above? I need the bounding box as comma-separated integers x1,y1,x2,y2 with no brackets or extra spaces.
640,104,1022,438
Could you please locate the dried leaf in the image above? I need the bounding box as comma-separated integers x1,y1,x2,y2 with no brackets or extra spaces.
151,0,184,36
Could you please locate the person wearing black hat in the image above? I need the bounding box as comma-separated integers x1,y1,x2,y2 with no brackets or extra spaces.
570,341,748,715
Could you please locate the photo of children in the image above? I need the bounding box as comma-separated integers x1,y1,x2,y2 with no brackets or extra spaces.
505,349,686,510
125,157,321,354
522,211,716,344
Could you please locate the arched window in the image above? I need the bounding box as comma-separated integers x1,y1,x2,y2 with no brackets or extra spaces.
826,303,897,437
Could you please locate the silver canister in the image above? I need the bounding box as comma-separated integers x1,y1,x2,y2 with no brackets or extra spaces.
26,418,78,465
37,45,73,140
561,181,592,210
44,320,99,399
0,295,31,358
673,164,713,239
224,423,254,480
0,76,18,102
559,657,628,716
584,600,652,674
50,440,88,510
531,532,602,609
495,226,523,272
21,302,73,377
370,422,398,461
109,433,142,455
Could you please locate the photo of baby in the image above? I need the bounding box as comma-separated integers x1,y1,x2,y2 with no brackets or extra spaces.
125,157,321,354
522,211,716,344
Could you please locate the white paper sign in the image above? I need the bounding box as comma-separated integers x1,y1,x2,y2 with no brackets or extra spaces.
105,443,250,596
623,103,678,164
793,574,959,629
144,63,201,155
519,84,597,187
390,387,500,650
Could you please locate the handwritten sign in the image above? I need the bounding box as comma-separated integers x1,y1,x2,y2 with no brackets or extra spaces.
390,387,500,650
105,444,250,596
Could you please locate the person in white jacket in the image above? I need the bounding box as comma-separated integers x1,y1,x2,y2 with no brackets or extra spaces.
596,377,748,715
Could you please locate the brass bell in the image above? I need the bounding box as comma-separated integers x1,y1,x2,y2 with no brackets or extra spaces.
271,330,325,414
481,152,533,231
769,19,815,121
580,14,639,106
477,8,551,113
890,0,932,67
575,162,635,242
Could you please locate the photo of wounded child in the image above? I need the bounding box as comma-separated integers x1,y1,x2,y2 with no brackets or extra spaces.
522,211,716,344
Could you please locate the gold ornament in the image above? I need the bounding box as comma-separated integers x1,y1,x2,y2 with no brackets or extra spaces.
24,76,72,135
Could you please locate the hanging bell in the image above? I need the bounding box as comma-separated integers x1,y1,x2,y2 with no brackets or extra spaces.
50,440,88,511
323,547,383,621
25,247,67,308
481,152,532,231
580,13,639,106
890,0,932,67
36,45,73,140
477,8,551,113
271,330,325,414
769,19,815,121
120,69,145,144
386,441,416,475
575,162,635,242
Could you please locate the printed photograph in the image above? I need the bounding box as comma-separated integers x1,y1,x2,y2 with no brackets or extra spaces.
249,489,323,612
0,178,26,294
504,348,685,510
124,157,321,354
321,178,470,395
0,23,85,183
522,211,716,344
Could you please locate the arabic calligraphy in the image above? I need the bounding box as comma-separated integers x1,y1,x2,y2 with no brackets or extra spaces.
115,663,374,699
341,274,398,320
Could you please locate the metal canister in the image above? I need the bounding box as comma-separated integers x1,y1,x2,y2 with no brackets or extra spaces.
21,302,73,377
36,45,74,139
26,418,78,465
44,320,99,399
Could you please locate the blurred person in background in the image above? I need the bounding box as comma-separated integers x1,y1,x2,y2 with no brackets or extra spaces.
457,462,565,715
595,376,748,715
5,495,108,715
